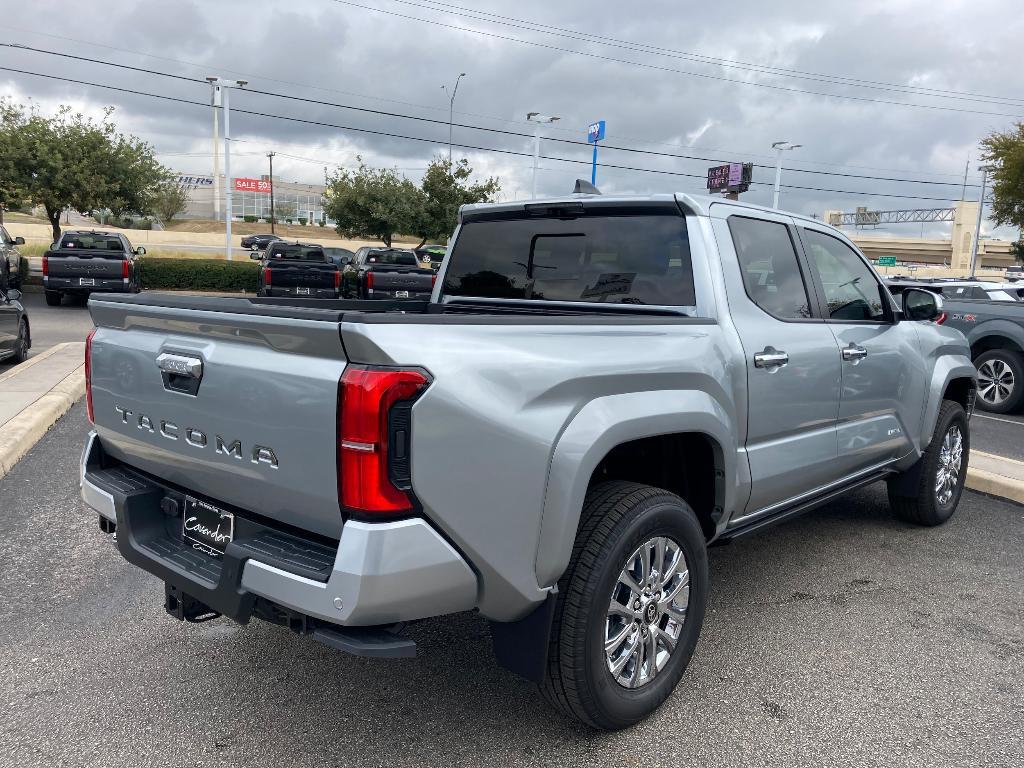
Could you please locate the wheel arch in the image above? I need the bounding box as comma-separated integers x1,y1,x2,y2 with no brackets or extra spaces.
920,357,977,451
968,327,1024,359
535,389,736,589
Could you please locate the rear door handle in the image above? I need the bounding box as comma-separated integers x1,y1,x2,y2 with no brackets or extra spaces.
754,347,789,370
841,344,868,362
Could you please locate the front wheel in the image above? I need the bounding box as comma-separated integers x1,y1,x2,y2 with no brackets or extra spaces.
888,400,969,526
974,349,1024,413
11,319,29,363
540,482,708,730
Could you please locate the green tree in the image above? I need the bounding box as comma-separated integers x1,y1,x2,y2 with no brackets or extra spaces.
0,101,168,241
323,159,422,246
153,181,191,224
416,156,500,246
981,122,1024,247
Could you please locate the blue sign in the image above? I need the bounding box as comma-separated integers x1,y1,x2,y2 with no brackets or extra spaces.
587,120,606,143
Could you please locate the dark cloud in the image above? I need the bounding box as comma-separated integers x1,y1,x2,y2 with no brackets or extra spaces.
0,0,1020,237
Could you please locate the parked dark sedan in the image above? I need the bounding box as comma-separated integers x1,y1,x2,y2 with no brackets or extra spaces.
0,286,30,365
241,233,283,250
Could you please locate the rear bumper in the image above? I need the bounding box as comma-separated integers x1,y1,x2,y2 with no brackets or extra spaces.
45,276,129,292
261,286,339,299
80,431,477,626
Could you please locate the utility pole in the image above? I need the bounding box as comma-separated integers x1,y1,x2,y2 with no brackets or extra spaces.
771,141,802,209
442,73,466,166
527,112,559,200
267,152,276,234
970,165,991,276
960,156,970,201
210,82,221,220
206,77,247,261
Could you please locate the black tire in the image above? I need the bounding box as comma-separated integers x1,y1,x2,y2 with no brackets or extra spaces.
44,290,62,306
973,349,1024,414
11,319,29,364
888,400,969,526
539,481,709,730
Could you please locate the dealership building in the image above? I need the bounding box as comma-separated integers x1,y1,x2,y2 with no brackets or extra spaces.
174,174,328,223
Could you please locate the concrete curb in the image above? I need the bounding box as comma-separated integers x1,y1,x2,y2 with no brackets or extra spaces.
0,364,85,481
966,451,1024,506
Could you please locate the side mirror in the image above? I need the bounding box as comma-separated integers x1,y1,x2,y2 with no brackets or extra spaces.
14,236,25,245
902,288,943,321
250,252,262,260
6,288,22,302
135,246,146,255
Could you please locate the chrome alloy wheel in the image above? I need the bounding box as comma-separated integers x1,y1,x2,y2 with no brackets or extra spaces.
605,536,689,689
978,358,1015,406
935,425,964,507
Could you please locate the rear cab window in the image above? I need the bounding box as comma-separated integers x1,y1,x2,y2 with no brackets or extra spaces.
442,205,695,307
365,250,419,266
267,244,326,261
59,233,127,254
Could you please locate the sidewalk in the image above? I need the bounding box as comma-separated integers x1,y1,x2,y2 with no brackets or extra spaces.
0,342,85,479
967,450,1024,505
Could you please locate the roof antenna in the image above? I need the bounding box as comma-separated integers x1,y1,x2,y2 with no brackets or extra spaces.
573,179,601,195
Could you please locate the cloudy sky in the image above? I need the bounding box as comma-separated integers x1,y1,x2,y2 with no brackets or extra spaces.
0,0,1021,237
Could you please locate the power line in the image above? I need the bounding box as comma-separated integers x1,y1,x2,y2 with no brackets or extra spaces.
0,26,986,181
387,0,1024,107
327,0,1024,119
0,44,984,189
0,65,975,204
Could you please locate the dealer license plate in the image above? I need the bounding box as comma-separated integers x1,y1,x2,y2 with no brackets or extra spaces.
79,278,95,286
182,496,234,557
395,290,409,298
296,286,310,295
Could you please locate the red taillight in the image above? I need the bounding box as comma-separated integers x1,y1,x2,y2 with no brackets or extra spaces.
431,273,437,289
936,312,948,325
366,271,374,292
337,366,430,515
121,259,130,279
85,329,96,424
334,269,341,289
42,254,48,277
264,267,272,285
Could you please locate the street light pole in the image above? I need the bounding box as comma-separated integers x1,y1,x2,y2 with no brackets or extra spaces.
210,82,221,221
267,152,276,235
771,141,802,209
442,73,466,166
970,165,991,276
526,112,559,200
206,77,247,261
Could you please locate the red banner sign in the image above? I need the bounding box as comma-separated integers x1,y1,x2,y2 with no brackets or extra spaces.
234,177,272,193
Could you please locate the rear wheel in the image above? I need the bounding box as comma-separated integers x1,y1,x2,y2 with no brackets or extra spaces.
888,400,968,526
44,290,62,306
540,481,708,729
974,349,1024,413
10,319,29,364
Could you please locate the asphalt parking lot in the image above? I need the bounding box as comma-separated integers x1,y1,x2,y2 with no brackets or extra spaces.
1,408,1021,767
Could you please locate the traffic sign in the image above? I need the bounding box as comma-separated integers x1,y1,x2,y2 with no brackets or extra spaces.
877,256,897,267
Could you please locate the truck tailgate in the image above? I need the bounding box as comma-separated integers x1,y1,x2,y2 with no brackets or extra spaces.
266,261,338,289
88,295,348,538
47,250,126,279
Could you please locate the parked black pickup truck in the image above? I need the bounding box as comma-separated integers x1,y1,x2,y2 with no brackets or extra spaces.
342,247,435,300
256,241,340,299
43,230,144,306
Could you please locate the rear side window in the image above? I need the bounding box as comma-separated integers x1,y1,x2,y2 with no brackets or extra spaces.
728,216,811,319
443,209,695,306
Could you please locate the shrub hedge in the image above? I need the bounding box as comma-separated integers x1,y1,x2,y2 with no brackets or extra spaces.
136,258,260,292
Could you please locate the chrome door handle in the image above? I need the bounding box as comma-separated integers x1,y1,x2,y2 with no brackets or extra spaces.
754,347,789,370
841,344,868,362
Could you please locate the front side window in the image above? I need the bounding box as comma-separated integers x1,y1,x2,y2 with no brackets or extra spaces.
802,229,887,322
728,216,811,319
444,207,695,306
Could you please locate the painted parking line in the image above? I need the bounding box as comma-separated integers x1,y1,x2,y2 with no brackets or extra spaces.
974,413,1024,426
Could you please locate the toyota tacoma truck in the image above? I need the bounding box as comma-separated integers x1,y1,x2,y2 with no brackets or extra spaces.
255,241,340,299
80,191,976,729
43,230,144,306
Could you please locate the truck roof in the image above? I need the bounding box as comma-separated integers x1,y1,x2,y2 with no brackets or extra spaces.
458,192,830,229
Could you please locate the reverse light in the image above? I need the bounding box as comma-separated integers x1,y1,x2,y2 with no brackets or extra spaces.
85,329,96,423
337,366,430,515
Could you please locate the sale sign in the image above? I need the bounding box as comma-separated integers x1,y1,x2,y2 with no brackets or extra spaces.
234,177,272,193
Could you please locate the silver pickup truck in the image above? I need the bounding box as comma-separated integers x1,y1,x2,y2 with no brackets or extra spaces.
80,192,976,729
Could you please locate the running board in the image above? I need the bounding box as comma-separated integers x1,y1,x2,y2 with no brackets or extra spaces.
716,469,896,543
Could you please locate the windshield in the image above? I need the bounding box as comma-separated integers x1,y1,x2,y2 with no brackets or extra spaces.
59,233,124,252
365,250,419,266
268,244,326,261
442,207,695,306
